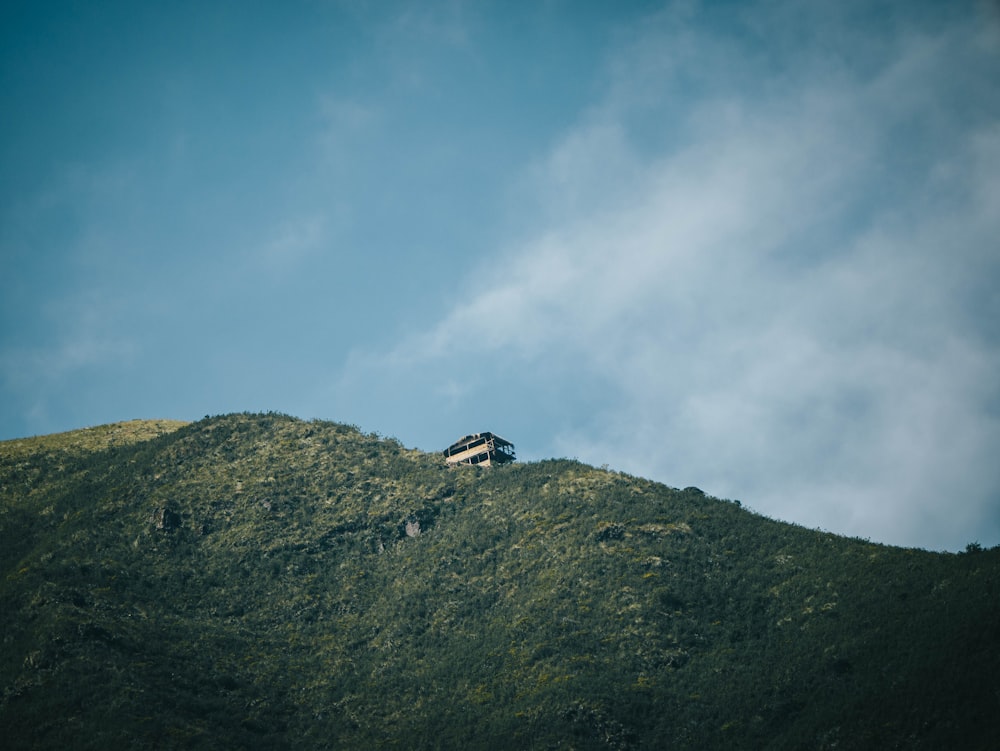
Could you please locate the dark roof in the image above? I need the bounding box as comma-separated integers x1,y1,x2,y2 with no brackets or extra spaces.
447,431,513,451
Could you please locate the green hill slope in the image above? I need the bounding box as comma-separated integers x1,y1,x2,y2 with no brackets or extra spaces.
1,413,998,749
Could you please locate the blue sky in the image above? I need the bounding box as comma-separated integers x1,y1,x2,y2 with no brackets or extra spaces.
2,0,999,552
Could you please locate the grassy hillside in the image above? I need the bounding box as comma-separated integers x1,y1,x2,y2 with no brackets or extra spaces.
0,419,188,458
1,413,998,749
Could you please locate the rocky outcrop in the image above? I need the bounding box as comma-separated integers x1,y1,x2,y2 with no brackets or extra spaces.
151,506,181,532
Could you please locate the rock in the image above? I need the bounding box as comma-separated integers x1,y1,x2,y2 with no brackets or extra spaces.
152,506,181,532
595,522,625,542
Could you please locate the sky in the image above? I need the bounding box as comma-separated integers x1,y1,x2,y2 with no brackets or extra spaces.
2,0,999,552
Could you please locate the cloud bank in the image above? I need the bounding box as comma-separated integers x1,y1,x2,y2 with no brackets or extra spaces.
340,1,1000,551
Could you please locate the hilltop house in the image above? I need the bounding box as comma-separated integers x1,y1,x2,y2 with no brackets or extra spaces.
443,432,516,467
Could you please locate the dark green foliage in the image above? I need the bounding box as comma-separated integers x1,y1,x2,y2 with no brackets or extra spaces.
2,413,998,749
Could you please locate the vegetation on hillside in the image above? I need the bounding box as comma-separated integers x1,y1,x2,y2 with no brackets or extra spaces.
1,413,998,749
0,419,188,458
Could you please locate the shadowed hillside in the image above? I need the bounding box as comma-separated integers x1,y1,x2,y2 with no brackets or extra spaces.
1,413,998,749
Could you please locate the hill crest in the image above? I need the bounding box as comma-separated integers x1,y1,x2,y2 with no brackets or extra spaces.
0,418,188,458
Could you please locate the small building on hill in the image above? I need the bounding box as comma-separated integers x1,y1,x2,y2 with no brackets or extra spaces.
443,432,516,467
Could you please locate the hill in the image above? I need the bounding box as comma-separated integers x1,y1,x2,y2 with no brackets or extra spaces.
1,413,998,749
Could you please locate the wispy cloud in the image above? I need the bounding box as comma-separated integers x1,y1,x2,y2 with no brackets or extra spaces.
382,1,472,50
318,96,378,159
255,215,329,273
0,289,138,431
339,1,1000,550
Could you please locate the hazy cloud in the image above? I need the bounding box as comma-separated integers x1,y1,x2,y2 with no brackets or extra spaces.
0,289,138,431
344,1,1000,550
255,215,329,273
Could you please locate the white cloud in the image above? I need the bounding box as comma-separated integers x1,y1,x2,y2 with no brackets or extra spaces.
339,1,1000,550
